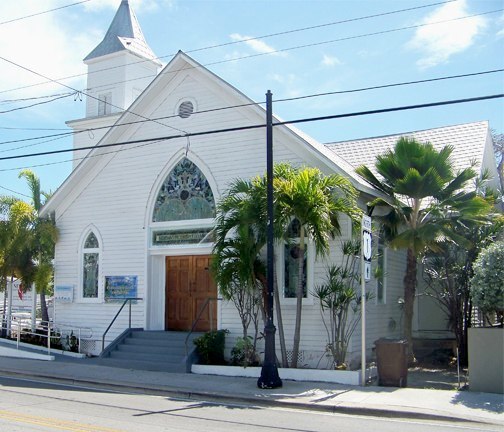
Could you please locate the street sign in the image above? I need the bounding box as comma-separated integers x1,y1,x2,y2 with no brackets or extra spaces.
360,214,372,386
364,261,372,281
362,215,372,262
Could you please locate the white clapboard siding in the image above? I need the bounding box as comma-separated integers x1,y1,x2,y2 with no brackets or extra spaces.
50,53,396,362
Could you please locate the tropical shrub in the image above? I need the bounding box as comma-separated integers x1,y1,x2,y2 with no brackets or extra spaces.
313,240,370,369
230,336,260,367
470,241,504,324
193,329,228,365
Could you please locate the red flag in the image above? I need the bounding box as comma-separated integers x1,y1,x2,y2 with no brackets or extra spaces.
18,283,23,300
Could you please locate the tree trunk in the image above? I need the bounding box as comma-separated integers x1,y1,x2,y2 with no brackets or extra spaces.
274,262,288,368
291,229,305,368
1,277,7,338
403,248,417,363
40,290,49,323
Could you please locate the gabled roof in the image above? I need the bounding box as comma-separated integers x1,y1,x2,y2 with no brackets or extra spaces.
84,0,160,64
40,51,377,217
326,121,491,178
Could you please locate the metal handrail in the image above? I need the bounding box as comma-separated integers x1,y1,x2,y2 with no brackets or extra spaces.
9,317,93,355
101,298,143,352
184,297,221,355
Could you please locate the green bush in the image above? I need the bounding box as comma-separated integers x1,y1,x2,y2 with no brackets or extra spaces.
193,330,228,365
230,336,259,367
470,241,504,315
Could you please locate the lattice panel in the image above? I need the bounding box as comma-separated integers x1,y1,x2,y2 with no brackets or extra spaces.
286,350,305,365
80,339,97,355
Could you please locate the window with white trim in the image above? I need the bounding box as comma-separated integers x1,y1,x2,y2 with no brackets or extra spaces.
81,231,101,299
283,219,308,299
97,92,112,115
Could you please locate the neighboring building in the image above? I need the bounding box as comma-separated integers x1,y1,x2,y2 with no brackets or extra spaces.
40,1,498,366
327,121,500,341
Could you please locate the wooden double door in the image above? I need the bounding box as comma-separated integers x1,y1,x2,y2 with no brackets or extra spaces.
165,255,217,332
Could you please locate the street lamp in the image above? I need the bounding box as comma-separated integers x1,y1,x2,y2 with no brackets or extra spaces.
257,90,282,389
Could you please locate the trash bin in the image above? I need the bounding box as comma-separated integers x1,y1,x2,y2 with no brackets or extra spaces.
374,338,408,387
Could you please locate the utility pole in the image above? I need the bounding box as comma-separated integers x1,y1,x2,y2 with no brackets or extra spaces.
257,90,282,389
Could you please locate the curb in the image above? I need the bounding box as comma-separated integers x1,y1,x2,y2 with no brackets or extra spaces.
0,368,496,426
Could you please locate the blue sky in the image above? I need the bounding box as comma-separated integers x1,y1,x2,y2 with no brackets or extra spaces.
0,0,503,199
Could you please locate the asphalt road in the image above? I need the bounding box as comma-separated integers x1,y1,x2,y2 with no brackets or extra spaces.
0,375,499,432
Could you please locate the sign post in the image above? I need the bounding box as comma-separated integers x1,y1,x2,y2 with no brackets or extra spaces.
361,215,372,385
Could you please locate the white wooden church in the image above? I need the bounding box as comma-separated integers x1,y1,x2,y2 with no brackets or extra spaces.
40,0,499,370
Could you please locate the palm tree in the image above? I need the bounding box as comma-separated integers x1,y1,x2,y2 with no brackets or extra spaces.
18,169,58,323
275,166,361,368
355,137,493,360
0,198,36,335
212,176,285,364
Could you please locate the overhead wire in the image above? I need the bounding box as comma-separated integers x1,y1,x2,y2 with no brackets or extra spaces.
0,55,189,136
0,92,76,114
0,184,32,199
0,91,74,104
0,93,501,165
0,0,457,96
0,4,499,121
81,7,504,96
0,0,91,26
0,67,502,149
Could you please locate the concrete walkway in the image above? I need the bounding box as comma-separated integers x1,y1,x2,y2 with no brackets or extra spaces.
0,353,502,426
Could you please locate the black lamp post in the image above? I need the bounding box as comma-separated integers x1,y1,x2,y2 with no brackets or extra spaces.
257,90,282,389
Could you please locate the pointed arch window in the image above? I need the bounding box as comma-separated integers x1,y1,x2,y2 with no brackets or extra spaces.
81,231,101,300
153,158,215,222
284,219,308,299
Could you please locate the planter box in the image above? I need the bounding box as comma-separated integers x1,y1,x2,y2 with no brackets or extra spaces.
191,364,376,386
468,327,504,394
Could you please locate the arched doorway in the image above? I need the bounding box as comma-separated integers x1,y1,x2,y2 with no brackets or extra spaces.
150,157,217,331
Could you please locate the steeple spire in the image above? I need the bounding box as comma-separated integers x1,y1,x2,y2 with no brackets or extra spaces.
84,0,160,64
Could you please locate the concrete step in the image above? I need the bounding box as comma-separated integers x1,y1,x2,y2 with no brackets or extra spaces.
101,330,200,372
122,336,189,349
129,331,199,341
116,343,186,356
109,350,184,364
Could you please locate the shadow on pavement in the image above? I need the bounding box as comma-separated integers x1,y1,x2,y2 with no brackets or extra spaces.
450,391,504,414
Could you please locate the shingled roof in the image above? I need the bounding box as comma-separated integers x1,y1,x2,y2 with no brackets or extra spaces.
84,0,160,64
325,121,492,180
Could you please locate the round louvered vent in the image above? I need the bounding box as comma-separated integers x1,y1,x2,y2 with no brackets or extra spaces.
178,101,194,118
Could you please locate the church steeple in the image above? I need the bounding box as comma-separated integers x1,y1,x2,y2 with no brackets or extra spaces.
84,0,160,64
68,0,161,170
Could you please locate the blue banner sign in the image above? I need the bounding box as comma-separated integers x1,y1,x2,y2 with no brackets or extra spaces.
105,276,138,302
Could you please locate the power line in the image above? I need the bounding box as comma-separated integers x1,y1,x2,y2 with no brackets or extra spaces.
0,91,74,104
0,93,501,163
0,0,91,26
0,126,68,131
84,7,504,95
0,56,188,136
0,0,456,96
0,185,31,199
0,4,499,123
0,134,69,154
1,67,501,148
0,92,75,114
275,69,504,103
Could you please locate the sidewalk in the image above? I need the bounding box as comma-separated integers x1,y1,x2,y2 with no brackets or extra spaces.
0,353,502,426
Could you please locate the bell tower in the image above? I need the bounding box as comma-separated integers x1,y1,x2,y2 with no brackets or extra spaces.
68,0,161,168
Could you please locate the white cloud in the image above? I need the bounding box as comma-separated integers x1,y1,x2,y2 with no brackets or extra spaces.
321,54,342,67
229,33,286,57
83,0,174,12
407,0,487,69
0,1,93,98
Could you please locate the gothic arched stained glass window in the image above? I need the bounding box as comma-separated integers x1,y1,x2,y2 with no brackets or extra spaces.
153,158,215,222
